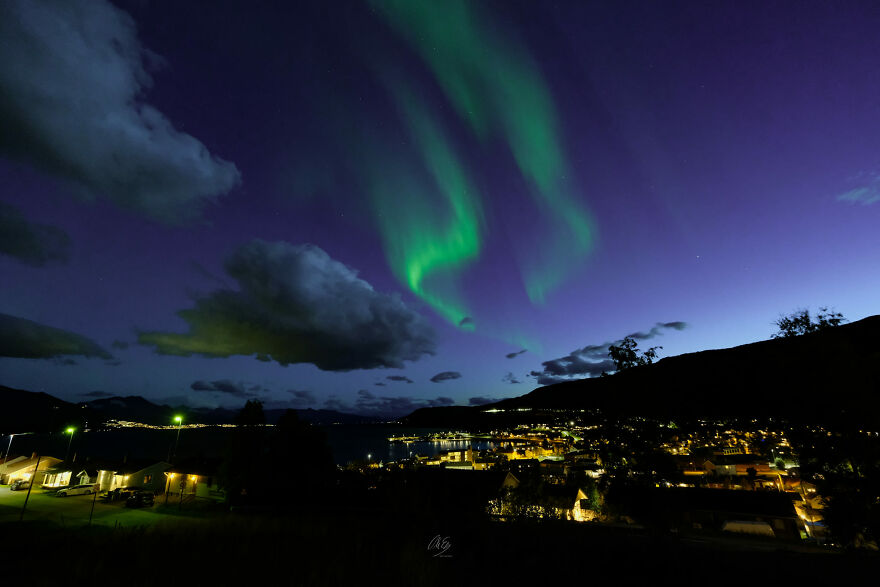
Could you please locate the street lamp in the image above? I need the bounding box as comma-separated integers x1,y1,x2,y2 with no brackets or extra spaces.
3,433,24,462
64,427,75,463
172,415,183,463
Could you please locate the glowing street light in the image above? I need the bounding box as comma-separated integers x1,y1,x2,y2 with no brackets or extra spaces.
64,427,75,463
172,415,183,463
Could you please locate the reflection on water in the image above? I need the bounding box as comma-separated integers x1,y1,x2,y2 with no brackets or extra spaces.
320,426,503,464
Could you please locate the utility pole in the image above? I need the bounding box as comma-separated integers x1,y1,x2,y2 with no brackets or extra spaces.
19,453,42,522
88,483,98,525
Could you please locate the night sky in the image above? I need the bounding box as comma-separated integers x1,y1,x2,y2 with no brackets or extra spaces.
2,0,880,418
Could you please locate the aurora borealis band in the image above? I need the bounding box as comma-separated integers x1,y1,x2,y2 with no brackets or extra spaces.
368,82,483,329
371,0,596,308
3,0,880,416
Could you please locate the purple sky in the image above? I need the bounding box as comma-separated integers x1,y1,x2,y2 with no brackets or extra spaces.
2,0,880,418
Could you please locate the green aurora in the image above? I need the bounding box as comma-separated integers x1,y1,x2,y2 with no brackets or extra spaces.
371,0,596,307
369,84,483,328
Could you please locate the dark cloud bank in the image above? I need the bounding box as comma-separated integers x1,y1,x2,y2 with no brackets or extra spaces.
138,240,436,371
0,0,240,223
0,312,111,360
530,321,687,385
430,371,461,383
190,380,252,397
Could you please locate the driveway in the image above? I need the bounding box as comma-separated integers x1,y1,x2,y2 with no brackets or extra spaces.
0,485,184,527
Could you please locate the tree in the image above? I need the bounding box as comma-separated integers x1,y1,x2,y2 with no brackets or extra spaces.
222,400,268,506
607,337,662,373
772,307,845,339
746,466,758,490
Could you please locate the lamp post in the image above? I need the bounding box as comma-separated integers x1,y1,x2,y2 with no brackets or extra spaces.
172,416,183,463
3,433,21,462
3,434,12,462
64,428,75,463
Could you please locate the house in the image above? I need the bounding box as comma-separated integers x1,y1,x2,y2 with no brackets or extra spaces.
538,485,595,521
41,464,74,488
112,460,172,493
0,455,62,485
704,456,772,478
164,458,223,500
507,458,539,478
38,459,171,492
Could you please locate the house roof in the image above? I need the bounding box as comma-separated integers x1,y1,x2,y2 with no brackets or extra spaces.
2,456,61,472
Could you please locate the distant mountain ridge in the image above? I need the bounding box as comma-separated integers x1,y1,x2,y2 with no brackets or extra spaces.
0,386,376,433
405,315,880,427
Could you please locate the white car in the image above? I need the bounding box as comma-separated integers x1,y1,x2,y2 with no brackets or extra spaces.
56,483,97,497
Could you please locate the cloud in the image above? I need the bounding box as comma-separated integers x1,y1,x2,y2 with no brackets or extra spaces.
506,349,527,359
625,321,687,340
82,390,114,398
111,340,129,350
502,372,521,385
374,382,386,387
458,317,474,329
386,375,414,384
190,379,249,397
430,371,462,383
138,240,436,370
837,173,880,205
0,312,111,360
0,202,71,267
469,396,497,406
286,389,316,408
104,359,122,367
529,321,688,385
322,394,458,419
0,0,240,223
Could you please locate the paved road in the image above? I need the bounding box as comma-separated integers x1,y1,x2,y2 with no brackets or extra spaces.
0,485,190,527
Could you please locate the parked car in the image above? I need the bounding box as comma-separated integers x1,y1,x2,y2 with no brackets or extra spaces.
125,490,154,508
101,487,139,502
56,483,98,497
9,479,30,491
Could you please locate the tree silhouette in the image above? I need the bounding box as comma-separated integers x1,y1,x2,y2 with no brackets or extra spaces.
607,337,662,373
772,307,845,339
